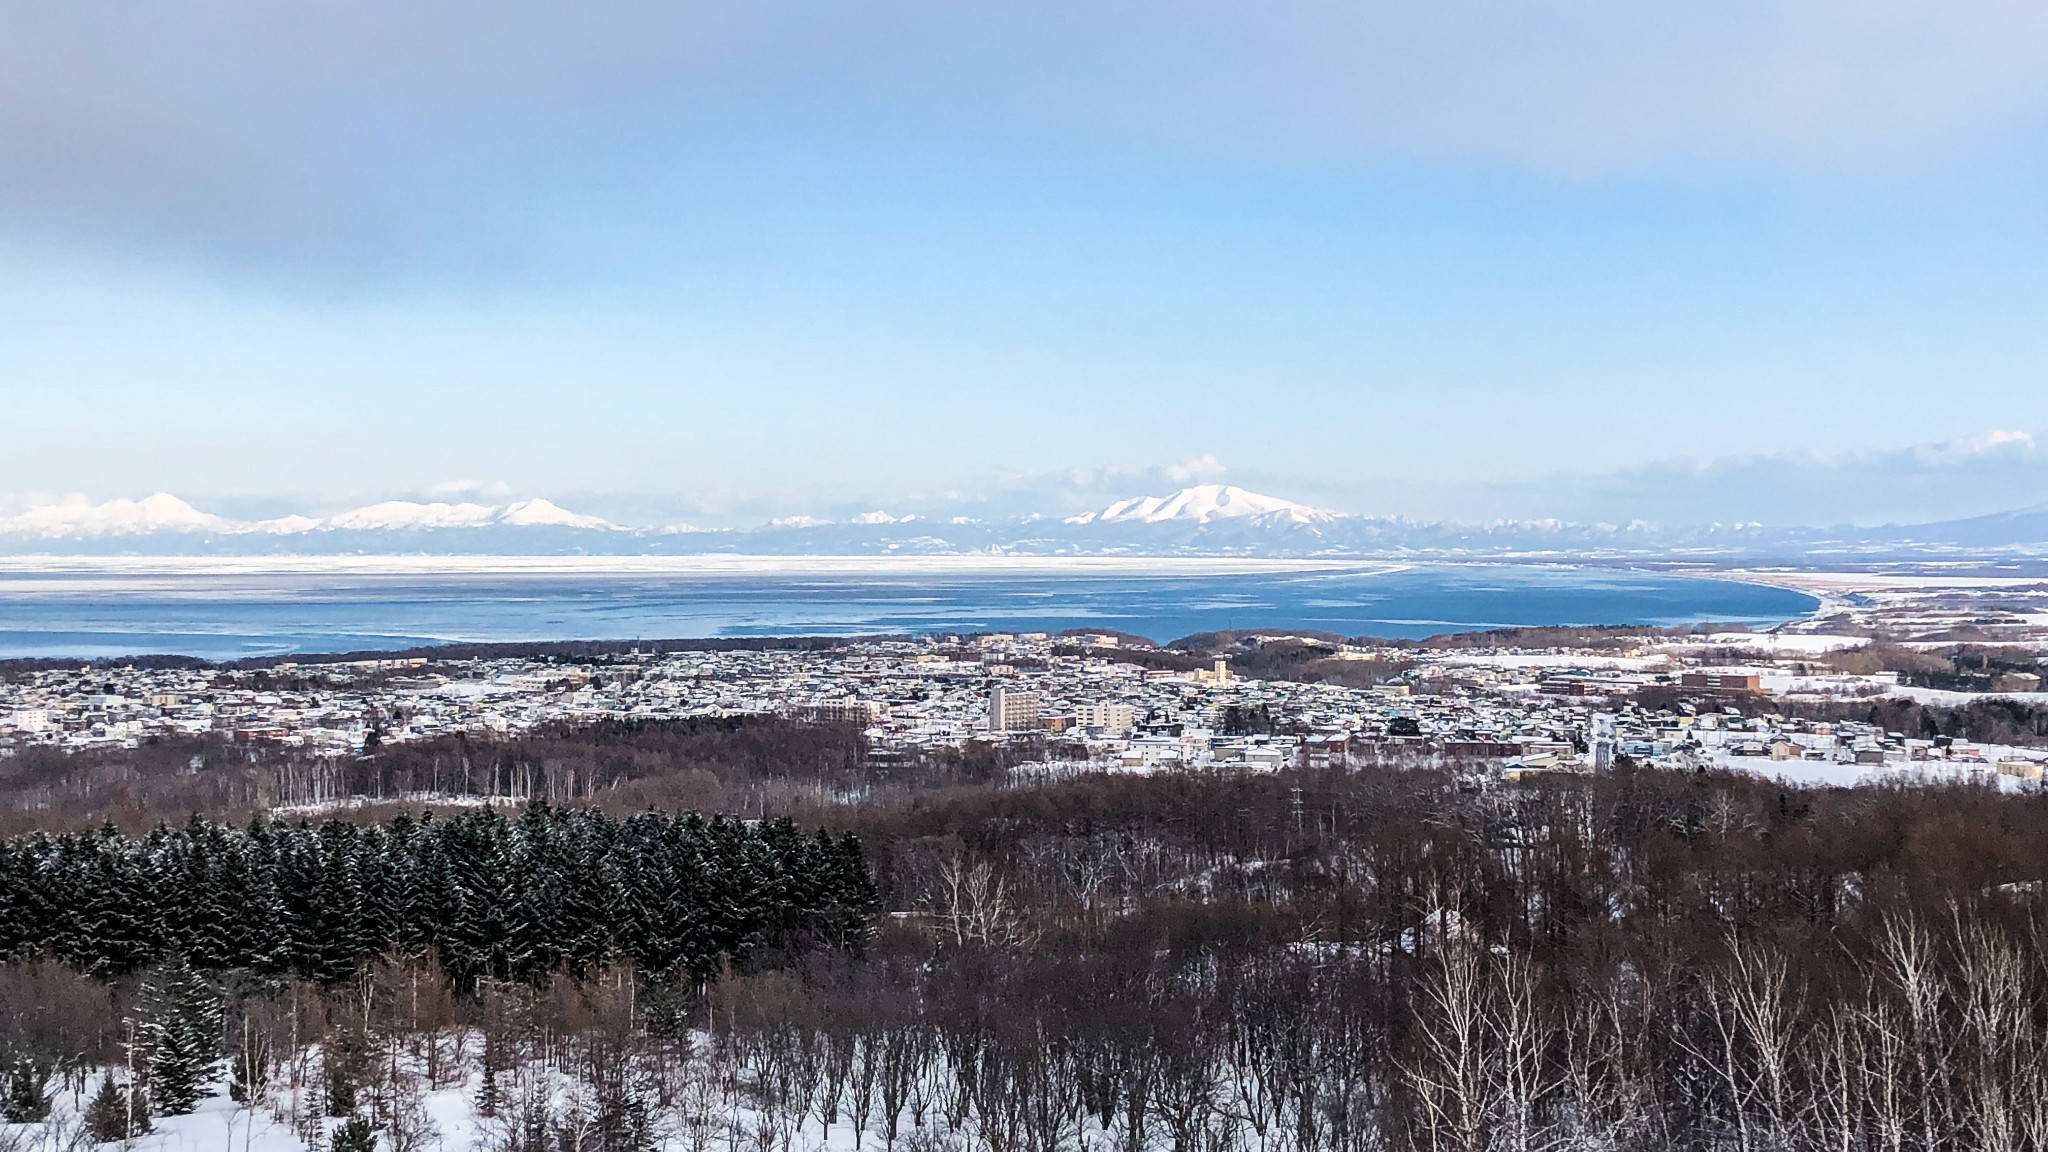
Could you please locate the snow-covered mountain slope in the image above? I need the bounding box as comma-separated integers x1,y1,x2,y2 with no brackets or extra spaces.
0,493,619,544
320,500,502,531
4,487,2048,558
1074,484,1335,526
0,493,229,536
498,498,615,529
304,497,619,532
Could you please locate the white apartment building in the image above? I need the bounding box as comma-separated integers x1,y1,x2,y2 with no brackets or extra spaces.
1076,701,1139,736
988,687,1042,732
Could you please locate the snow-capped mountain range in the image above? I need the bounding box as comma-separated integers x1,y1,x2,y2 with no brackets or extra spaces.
0,495,615,538
3,484,2047,559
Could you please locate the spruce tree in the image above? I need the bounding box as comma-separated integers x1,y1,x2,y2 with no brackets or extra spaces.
324,1031,365,1117
433,810,510,989
331,1115,378,1152
354,826,400,960
310,822,368,984
142,961,220,1115
558,813,614,977
2,1060,50,1123
66,829,159,976
237,820,291,975
274,825,325,979
84,1077,153,1142
0,841,26,961
183,819,242,970
475,1067,504,1119
504,805,564,983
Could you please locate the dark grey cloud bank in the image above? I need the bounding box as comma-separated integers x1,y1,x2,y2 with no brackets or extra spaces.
7,0,2048,265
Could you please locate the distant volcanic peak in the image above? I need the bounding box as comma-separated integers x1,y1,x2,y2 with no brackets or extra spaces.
1089,484,1337,526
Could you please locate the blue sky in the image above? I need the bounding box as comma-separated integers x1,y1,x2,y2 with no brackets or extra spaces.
5,0,2048,528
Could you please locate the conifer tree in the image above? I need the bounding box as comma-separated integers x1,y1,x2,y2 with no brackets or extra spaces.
310,822,367,984
354,825,400,959
331,1115,378,1152
558,813,613,977
237,820,291,975
2,1060,50,1123
84,1077,153,1141
504,804,564,983
325,1058,359,1117
475,1067,504,1119
180,819,241,970
274,825,325,978
142,961,220,1115
0,841,29,961
324,1028,371,1118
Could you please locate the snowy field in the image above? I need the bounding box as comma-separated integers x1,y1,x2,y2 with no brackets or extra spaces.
8,1066,534,1152
1671,726,2044,792
1883,685,2048,708
1688,632,1871,654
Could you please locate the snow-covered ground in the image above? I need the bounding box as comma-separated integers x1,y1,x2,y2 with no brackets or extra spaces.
1883,685,2048,708
1690,632,1871,654
269,792,497,817
1668,725,2046,792
1701,756,2018,791
1434,653,1671,671
9,1058,584,1152
5,1074,324,1152
6,1043,1078,1152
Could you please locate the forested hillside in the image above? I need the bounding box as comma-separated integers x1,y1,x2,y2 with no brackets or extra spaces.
5,725,2048,1152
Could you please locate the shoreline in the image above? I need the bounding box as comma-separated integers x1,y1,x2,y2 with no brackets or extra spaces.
0,559,1823,662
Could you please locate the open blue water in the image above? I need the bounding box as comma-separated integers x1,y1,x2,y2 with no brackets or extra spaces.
0,564,1818,661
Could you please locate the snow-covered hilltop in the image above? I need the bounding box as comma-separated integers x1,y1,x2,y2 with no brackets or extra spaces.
3,485,2048,559
1073,484,1335,526
317,498,617,533
0,492,231,537
0,494,621,542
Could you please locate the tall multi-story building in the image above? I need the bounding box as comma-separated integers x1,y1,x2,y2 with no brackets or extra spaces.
1075,701,1139,736
988,687,1042,732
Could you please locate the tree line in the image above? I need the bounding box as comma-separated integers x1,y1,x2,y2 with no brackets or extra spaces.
0,804,876,989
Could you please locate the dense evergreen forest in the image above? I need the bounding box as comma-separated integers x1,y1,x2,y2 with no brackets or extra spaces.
0,806,875,986
6,721,2048,1152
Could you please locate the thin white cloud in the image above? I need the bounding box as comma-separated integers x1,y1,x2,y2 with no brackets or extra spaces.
1906,429,2037,465
1163,455,1229,484
423,478,515,499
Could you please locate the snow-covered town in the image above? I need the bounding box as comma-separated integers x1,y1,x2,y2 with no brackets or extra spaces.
6,627,2046,790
